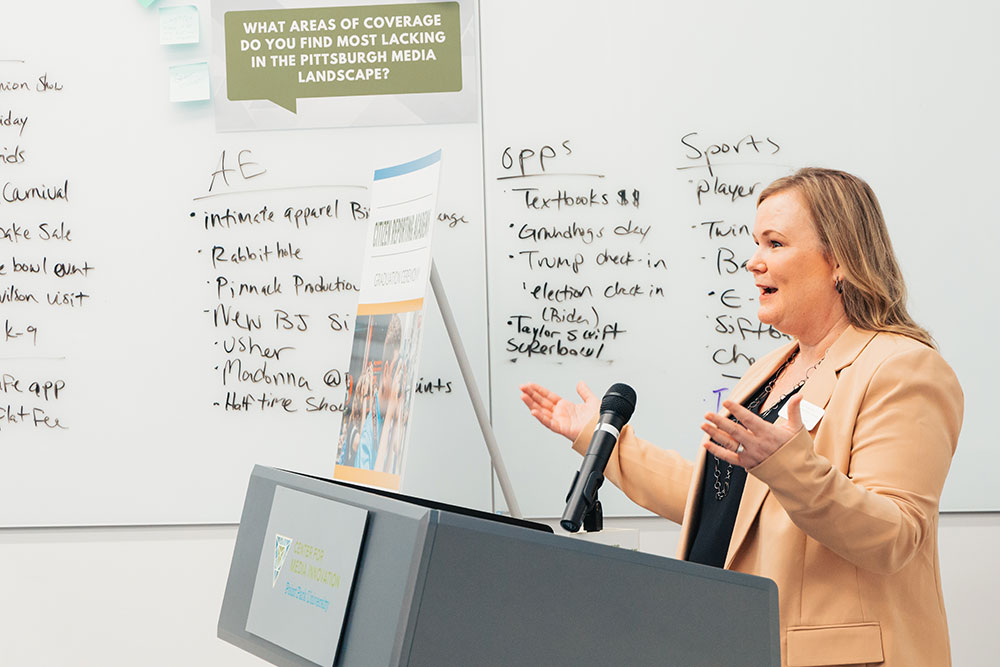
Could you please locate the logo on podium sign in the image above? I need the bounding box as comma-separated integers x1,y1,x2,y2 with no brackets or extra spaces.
273,534,293,587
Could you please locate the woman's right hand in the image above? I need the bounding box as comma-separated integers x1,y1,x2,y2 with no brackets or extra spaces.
519,381,600,442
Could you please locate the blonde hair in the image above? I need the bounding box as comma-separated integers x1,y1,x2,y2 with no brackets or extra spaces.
758,168,934,348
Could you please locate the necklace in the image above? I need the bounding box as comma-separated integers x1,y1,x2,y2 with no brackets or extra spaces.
712,347,825,501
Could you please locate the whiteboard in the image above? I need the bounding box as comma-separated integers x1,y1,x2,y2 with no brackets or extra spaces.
0,0,492,525
1,0,996,526
480,0,999,515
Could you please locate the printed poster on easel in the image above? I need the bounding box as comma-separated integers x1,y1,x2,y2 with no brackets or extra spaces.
334,150,441,490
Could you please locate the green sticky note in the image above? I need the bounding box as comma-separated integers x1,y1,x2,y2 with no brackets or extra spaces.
160,6,200,45
169,62,210,102
138,0,159,7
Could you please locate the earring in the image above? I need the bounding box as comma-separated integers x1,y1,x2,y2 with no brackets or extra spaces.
835,278,843,294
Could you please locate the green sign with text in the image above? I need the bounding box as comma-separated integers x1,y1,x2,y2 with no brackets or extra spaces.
225,2,462,113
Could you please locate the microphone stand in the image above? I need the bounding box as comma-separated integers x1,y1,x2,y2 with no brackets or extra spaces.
582,494,603,532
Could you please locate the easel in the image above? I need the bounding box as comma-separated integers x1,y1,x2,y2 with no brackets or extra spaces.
429,261,522,519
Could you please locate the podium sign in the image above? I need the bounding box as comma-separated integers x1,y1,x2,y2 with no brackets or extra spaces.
245,486,368,666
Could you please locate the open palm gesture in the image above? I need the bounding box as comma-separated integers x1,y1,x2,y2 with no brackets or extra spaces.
520,381,600,442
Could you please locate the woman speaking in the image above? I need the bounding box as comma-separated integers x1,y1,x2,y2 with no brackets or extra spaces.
521,168,962,667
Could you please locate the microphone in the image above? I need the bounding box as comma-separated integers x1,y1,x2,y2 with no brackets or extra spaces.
560,383,636,532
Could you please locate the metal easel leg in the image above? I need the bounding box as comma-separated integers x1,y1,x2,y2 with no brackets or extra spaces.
429,261,523,519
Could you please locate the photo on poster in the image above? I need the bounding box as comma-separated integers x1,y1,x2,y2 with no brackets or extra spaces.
334,149,441,490
335,309,422,486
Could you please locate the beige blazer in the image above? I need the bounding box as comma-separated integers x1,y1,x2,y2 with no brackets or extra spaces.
572,327,963,667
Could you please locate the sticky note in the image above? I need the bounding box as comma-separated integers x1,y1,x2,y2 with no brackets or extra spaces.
160,6,200,45
138,0,159,7
169,62,210,102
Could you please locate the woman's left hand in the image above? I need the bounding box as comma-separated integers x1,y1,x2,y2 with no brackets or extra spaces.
701,394,805,469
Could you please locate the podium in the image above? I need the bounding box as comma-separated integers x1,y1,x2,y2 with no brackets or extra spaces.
219,466,780,666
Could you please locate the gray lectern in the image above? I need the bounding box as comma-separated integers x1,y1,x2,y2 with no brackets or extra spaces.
219,466,779,666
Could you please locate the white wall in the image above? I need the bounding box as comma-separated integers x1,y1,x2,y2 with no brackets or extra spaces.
1,513,996,666
0,525,260,666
